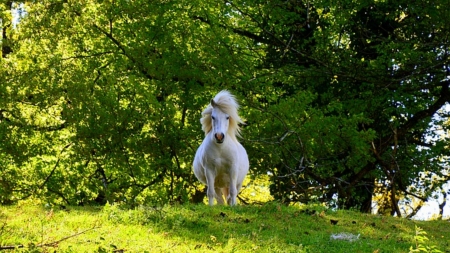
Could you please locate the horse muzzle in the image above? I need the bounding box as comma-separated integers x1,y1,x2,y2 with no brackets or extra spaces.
214,133,225,143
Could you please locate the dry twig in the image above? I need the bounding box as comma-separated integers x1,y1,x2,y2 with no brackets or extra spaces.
0,226,99,250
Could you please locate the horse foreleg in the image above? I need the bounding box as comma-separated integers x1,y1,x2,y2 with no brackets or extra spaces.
205,171,216,206
227,181,237,206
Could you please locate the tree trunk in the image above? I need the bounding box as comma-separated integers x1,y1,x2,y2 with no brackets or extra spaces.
343,178,374,213
1,1,13,58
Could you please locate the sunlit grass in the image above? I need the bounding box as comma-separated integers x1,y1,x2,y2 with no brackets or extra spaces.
0,202,448,252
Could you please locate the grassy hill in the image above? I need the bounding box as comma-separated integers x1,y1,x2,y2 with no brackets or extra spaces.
1,202,448,252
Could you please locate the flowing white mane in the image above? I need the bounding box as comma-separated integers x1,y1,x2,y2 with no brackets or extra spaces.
200,90,244,139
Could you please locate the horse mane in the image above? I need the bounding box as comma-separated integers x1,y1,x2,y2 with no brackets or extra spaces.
200,90,244,139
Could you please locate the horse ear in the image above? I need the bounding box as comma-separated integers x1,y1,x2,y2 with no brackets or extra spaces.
210,99,217,108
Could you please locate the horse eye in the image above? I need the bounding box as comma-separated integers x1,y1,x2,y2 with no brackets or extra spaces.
226,116,230,120
211,116,215,120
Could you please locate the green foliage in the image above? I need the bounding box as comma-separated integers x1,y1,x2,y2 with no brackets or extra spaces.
409,226,443,253
0,0,449,217
235,0,450,213
2,0,227,206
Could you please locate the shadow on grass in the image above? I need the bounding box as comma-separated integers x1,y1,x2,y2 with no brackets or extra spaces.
151,203,430,253
3,202,446,252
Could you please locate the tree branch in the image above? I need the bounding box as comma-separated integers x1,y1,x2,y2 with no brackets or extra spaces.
0,226,99,250
191,16,274,45
0,109,66,132
92,23,156,81
398,80,450,137
38,143,73,190
15,143,73,202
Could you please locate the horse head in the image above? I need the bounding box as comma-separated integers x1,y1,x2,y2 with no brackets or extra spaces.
210,99,230,144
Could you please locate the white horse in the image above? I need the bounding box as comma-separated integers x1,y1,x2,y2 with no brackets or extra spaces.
193,90,249,206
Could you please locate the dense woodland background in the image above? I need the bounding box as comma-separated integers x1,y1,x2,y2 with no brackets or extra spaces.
0,0,449,219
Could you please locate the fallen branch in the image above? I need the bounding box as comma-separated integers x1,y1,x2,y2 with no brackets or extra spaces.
0,226,99,250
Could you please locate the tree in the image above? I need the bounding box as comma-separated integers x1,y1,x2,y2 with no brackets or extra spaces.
1,0,13,57
215,0,450,215
0,0,449,218
0,0,252,205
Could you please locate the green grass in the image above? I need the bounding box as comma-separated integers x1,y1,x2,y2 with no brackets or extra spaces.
1,202,448,252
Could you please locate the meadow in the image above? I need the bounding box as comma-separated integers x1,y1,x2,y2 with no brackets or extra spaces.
0,202,448,252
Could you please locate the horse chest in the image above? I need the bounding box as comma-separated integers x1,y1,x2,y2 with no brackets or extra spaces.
210,157,233,187
204,145,235,170
211,157,232,171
